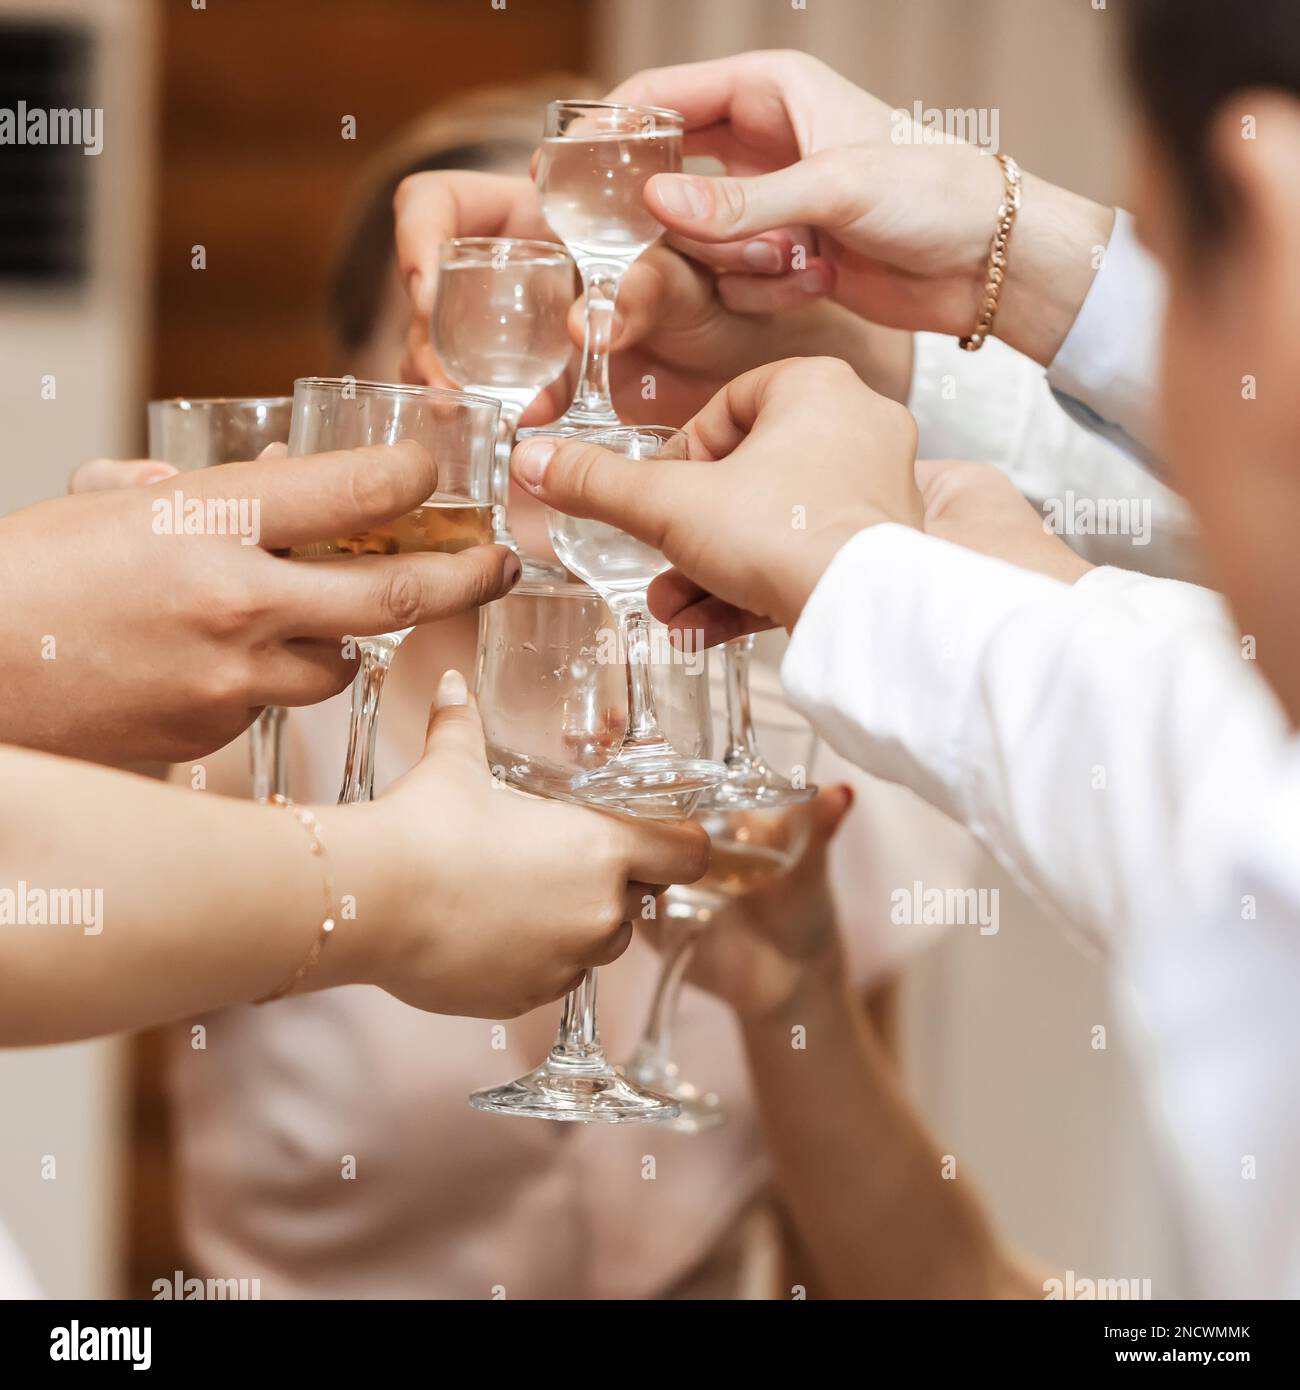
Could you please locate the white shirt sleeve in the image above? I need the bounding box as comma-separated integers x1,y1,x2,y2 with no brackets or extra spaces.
1045,210,1166,470
780,524,1289,950
781,525,1300,1294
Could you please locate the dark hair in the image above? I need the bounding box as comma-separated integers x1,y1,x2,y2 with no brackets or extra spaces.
327,138,531,351
1125,0,1300,237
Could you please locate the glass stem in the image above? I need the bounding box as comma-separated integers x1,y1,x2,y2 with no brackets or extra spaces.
639,914,699,1064
337,642,394,805
722,635,764,774
248,704,287,802
548,968,605,1070
568,262,622,422
492,405,523,551
618,607,672,755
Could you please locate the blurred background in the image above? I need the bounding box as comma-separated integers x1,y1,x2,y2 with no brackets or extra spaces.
1,0,1180,1298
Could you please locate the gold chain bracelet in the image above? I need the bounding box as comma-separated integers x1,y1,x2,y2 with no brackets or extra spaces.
958,152,1021,351
254,795,338,1005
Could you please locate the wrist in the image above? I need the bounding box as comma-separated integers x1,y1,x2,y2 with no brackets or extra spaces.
994,174,1115,367
737,941,851,1031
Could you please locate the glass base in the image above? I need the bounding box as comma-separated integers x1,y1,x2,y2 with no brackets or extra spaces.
573,755,725,806
622,1045,727,1136
703,765,817,812
469,1058,680,1124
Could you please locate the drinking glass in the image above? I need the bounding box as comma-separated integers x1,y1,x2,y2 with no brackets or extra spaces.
470,571,714,1122
431,237,575,555
710,636,818,809
287,377,498,803
547,425,723,802
624,675,820,1134
147,395,292,801
532,99,682,432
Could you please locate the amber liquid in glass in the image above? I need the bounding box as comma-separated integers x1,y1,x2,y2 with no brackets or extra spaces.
293,497,494,558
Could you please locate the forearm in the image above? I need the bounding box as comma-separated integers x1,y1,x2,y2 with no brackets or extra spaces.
0,746,386,1043
742,971,1039,1298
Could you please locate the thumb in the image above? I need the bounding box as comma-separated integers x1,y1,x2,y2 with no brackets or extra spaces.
422,669,487,771
645,155,850,244
511,435,690,554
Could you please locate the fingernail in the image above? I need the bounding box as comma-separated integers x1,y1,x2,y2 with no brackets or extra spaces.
514,438,557,490
653,174,711,220
797,265,832,295
741,240,783,273
138,464,175,485
502,553,522,589
838,783,855,810
435,668,468,708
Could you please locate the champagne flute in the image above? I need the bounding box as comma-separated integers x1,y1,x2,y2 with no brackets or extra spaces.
287,377,498,803
547,425,724,803
531,99,682,432
147,395,292,801
469,571,714,1122
431,237,575,557
625,686,820,1134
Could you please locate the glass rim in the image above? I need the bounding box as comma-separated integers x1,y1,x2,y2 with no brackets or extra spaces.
544,98,685,129
571,424,690,449
440,236,573,265
292,376,500,413
148,395,292,411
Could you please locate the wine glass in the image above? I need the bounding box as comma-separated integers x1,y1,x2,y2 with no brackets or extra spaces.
469,570,715,1122
546,425,724,803
710,636,819,809
623,670,820,1134
531,99,683,433
147,395,293,801
431,237,575,557
287,377,498,803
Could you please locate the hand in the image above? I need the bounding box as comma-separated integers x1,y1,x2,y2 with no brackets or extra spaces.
392,169,573,420
916,458,1093,583
511,356,921,642
341,671,711,1018
590,244,913,423
660,786,853,1022
2,441,519,764
609,51,1114,365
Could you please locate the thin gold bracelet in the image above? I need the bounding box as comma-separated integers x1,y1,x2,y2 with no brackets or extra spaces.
254,795,338,1006
958,152,1021,352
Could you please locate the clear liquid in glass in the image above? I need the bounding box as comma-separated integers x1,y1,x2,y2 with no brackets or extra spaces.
538,131,680,263
548,512,669,599
432,257,573,398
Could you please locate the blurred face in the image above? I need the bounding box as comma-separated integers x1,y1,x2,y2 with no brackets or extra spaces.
1131,93,1300,722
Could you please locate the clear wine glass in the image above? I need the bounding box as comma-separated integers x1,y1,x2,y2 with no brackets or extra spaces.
547,425,724,803
470,570,715,1122
530,99,683,433
147,395,293,801
287,377,498,803
709,635,819,809
624,673,820,1134
430,237,575,557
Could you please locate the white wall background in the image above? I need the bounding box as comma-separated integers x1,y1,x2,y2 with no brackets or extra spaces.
0,0,156,1297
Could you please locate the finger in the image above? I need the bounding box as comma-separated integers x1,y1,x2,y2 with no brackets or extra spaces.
418,666,491,768
70,458,176,494
617,816,711,887
256,639,357,707
664,229,805,276
406,312,467,391
393,170,546,319
172,440,439,550
808,783,855,845
645,157,853,247
579,920,634,970
510,435,697,555
716,261,838,315
596,248,710,352
649,583,773,647
278,545,521,638
257,442,288,461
